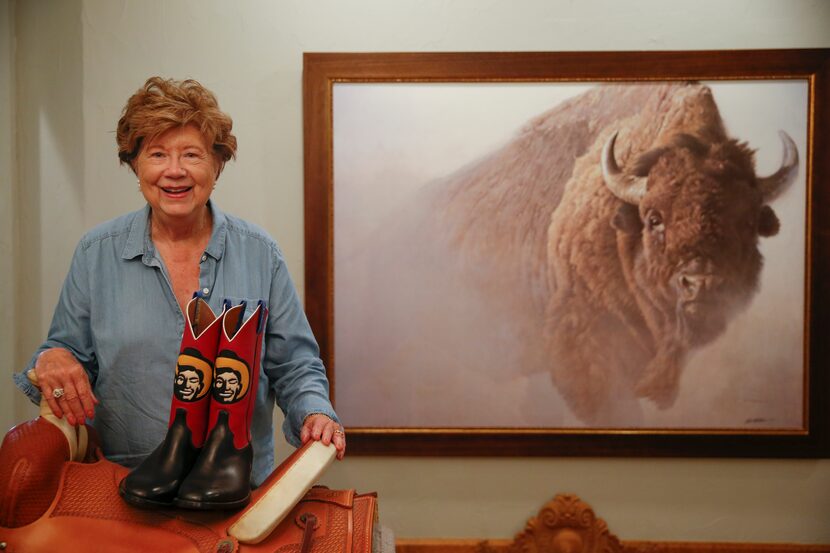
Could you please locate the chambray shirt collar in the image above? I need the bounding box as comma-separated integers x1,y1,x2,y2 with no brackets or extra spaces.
204,201,227,260
120,200,227,261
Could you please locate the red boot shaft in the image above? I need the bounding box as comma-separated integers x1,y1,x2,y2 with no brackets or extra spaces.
208,301,267,449
169,297,224,448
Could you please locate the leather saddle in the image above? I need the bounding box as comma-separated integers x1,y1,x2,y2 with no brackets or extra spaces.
0,383,377,553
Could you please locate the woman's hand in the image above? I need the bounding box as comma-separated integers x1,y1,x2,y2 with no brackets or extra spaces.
300,413,346,460
34,348,98,426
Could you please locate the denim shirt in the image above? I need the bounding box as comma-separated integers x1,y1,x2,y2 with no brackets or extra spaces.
14,201,338,485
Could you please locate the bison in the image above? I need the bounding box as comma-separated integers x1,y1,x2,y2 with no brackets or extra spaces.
545,126,797,423
334,82,802,427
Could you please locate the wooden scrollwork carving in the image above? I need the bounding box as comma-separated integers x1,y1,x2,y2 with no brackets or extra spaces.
478,493,622,553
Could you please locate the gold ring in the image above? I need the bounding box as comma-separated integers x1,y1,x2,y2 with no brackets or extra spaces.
52,388,65,399
334,429,344,435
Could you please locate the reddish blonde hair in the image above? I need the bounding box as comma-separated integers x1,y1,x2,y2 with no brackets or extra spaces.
117,77,237,174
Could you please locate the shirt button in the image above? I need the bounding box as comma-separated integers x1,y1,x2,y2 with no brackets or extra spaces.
202,287,210,295
201,254,207,262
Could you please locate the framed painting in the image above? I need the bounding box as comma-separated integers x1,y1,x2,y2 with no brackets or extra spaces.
303,50,830,456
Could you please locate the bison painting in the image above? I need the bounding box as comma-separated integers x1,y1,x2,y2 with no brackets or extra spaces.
333,81,806,428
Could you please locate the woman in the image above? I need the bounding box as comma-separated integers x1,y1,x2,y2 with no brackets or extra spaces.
14,77,345,495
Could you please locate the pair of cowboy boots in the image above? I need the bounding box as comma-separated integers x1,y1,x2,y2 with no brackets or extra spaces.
119,295,267,510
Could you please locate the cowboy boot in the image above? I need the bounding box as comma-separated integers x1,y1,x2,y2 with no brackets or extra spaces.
119,294,224,508
175,300,267,510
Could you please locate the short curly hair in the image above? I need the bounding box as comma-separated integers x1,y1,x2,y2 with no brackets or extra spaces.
116,77,237,174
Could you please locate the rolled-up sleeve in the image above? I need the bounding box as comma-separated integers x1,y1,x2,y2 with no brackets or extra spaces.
264,248,338,447
14,240,99,403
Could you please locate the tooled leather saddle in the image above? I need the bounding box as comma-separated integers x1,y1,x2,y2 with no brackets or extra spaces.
0,396,378,552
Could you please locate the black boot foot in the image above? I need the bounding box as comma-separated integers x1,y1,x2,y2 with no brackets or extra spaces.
174,410,253,510
119,409,200,509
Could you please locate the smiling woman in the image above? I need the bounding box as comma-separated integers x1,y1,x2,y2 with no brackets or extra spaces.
116,79,235,311
13,76,346,513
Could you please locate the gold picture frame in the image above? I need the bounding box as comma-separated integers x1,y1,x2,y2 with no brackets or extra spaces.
303,50,830,457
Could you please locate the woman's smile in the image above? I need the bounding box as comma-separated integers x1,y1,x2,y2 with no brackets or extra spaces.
161,185,194,196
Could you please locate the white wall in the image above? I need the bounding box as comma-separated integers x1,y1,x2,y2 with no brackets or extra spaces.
11,0,85,426
9,0,830,543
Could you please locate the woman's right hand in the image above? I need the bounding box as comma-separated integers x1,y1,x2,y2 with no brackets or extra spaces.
34,348,98,426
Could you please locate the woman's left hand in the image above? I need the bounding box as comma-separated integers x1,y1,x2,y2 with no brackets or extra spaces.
300,414,346,460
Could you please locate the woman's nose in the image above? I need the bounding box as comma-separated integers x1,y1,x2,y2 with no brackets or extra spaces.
164,157,188,177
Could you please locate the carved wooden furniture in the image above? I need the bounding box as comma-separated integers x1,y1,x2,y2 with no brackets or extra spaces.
477,493,621,553
397,493,830,553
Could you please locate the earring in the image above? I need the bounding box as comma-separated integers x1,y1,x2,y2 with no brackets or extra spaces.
137,179,141,191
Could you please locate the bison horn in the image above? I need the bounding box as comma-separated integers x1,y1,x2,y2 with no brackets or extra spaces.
601,131,648,205
756,131,799,203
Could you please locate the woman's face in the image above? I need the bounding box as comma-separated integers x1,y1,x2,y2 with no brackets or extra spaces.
135,124,219,226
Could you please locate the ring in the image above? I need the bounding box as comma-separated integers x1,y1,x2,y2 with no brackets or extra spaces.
52,388,65,399
334,429,344,435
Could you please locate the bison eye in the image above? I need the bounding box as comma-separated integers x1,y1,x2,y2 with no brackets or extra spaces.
645,210,664,232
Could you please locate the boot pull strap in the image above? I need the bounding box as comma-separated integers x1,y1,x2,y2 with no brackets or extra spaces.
191,290,203,328
256,300,267,333
232,301,247,335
